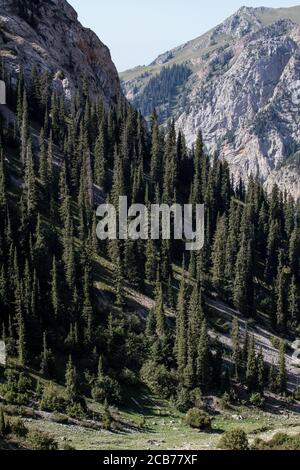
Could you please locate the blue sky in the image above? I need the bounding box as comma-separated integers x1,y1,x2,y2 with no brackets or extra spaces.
68,0,300,71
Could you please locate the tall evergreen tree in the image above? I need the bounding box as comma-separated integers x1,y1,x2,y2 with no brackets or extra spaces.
65,356,79,402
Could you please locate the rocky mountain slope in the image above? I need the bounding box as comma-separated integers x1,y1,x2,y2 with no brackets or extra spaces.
121,6,300,199
0,0,121,105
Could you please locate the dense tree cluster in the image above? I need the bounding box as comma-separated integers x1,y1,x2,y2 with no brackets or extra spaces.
0,64,297,413
132,64,192,123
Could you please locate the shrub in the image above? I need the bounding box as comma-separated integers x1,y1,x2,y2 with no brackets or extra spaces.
102,412,112,431
62,443,76,451
140,361,176,398
26,430,58,450
218,429,249,450
175,387,193,413
35,380,44,399
0,370,33,405
220,392,232,409
17,373,33,394
52,413,69,425
1,390,29,405
66,402,85,420
120,368,139,386
138,416,147,429
91,376,122,405
189,388,202,408
249,393,265,408
270,337,286,351
91,385,105,403
39,382,67,413
8,417,28,438
0,407,9,437
185,408,212,431
253,433,300,450
293,388,300,401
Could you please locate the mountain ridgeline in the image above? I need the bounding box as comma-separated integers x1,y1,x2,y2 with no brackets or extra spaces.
121,5,300,200
0,0,299,448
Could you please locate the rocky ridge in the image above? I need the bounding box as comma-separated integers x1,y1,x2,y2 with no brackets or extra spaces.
122,6,300,199
0,0,121,105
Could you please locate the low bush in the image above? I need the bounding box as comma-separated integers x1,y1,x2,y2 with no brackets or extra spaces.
26,430,58,450
270,337,286,351
218,429,249,450
185,408,212,431
293,388,300,401
138,416,147,429
0,370,33,405
39,382,67,413
8,417,28,438
91,376,122,405
102,412,112,431
52,413,69,425
62,443,76,451
253,433,300,450
220,392,232,409
140,361,176,399
66,402,86,420
249,393,265,408
120,368,139,386
175,387,193,413
0,407,10,437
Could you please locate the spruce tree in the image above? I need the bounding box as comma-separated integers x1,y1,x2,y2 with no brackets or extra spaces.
175,270,187,374
186,283,203,385
256,348,265,394
0,407,7,437
231,318,241,379
277,341,287,394
20,89,29,164
40,332,53,377
82,266,93,343
268,362,277,392
65,356,79,402
154,281,165,337
288,275,299,328
275,252,286,331
246,337,257,392
233,235,254,317
196,320,210,392
38,128,47,184
289,227,300,280
51,256,59,318
23,139,37,221
150,110,161,188
94,121,107,190
0,149,7,212
211,215,227,293
145,239,157,285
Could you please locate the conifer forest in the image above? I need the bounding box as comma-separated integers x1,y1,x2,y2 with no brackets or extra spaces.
0,0,300,454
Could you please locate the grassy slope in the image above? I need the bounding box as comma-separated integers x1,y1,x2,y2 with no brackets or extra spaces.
257,5,300,26
16,394,300,450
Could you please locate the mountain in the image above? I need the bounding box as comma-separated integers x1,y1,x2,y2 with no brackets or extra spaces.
0,0,121,105
121,6,300,199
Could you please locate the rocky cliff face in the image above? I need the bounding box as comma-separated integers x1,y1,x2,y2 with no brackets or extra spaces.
122,6,300,199
0,0,121,105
